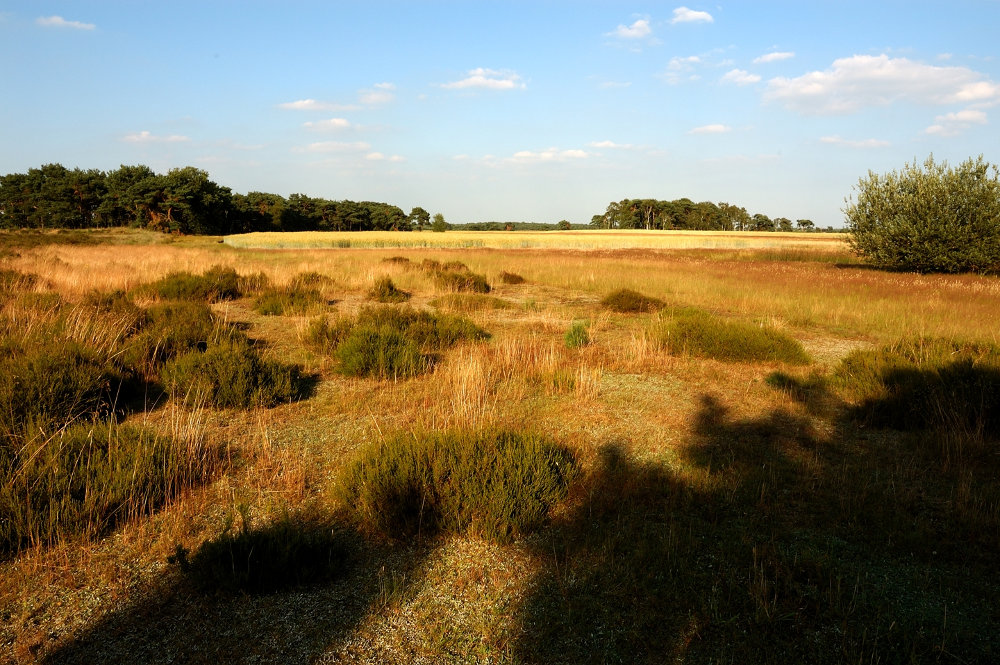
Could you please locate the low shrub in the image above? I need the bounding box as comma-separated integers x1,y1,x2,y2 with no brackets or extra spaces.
143,265,241,302
253,286,325,316
420,258,442,271
834,338,1000,441
659,308,810,364
601,289,664,313
498,270,526,285
338,430,577,543
1,421,213,552
354,306,488,350
367,276,411,303
432,269,491,294
164,340,306,408
170,509,350,594
429,294,514,312
290,271,332,289
442,260,469,272
123,301,218,374
303,315,354,354
565,320,591,349
238,271,271,295
381,256,412,266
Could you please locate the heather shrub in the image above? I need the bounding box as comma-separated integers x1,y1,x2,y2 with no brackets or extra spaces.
498,270,526,285
253,286,324,315
367,276,411,303
143,265,241,302
432,269,491,294
659,308,809,364
429,294,514,312
601,289,664,313
338,430,577,543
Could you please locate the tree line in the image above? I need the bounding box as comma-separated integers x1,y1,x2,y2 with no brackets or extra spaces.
0,163,422,235
591,198,819,232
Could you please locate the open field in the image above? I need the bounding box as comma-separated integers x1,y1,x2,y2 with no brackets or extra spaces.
1,229,999,664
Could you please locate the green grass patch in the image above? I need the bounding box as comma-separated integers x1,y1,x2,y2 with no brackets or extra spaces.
564,320,591,349
252,286,325,316
335,327,427,379
601,288,664,313
659,308,810,364
367,276,411,303
338,429,577,543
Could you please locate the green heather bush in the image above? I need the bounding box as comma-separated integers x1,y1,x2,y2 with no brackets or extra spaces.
498,270,526,285
834,338,1000,440
143,265,241,302
660,308,810,364
1,421,212,552
565,320,591,349
238,271,271,295
164,340,305,408
171,509,349,594
303,315,354,354
601,288,664,313
290,271,333,288
338,430,577,543
123,301,218,374
330,306,488,379
429,293,514,312
433,269,491,294
367,276,411,303
253,286,324,316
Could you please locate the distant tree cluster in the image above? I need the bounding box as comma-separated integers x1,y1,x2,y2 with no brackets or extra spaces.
0,163,415,235
590,198,816,232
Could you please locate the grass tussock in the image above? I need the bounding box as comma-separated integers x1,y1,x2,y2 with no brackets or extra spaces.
170,508,350,594
142,265,241,302
498,270,526,285
564,320,591,349
367,276,411,303
835,338,1000,451
659,308,810,364
253,286,325,316
424,261,492,294
601,288,665,313
337,430,576,543
1,421,216,553
429,293,514,312
381,256,412,266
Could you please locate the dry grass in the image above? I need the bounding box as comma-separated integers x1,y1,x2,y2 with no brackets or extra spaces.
2,229,999,664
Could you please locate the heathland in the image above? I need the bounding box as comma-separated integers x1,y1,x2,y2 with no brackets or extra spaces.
1,228,998,663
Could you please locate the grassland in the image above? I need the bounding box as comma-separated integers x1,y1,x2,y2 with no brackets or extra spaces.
1,229,998,664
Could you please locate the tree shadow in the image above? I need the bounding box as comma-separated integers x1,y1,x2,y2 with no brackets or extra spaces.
514,383,1000,663
40,510,431,664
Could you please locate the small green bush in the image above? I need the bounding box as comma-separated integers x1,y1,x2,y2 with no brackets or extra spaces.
338,430,577,543
367,276,411,303
432,269,491,294
498,270,526,285
238,271,271,295
164,340,305,408
143,265,241,302
354,306,488,350
123,301,218,374
565,320,591,349
429,294,514,312
303,315,354,354
253,286,324,316
1,421,211,552
335,327,427,379
660,308,810,364
601,289,664,313
170,509,349,594
834,338,1000,439
290,271,332,288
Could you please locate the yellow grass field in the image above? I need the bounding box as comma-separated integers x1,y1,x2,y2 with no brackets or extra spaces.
2,229,999,663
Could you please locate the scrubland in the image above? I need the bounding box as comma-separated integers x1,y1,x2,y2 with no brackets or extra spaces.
1,229,998,664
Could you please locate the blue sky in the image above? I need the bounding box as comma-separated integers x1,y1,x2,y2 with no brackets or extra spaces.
2,2,999,227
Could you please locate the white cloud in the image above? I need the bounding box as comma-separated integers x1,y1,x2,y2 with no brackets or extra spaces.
765,54,1000,114
924,108,988,136
671,7,713,24
754,51,795,64
506,148,589,164
122,130,190,143
721,69,761,85
278,99,360,111
295,141,371,153
589,140,633,149
359,87,395,105
442,68,525,90
373,82,396,90
661,55,702,84
303,118,352,131
820,135,891,148
365,152,405,162
689,124,731,135
37,15,95,30
608,19,652,39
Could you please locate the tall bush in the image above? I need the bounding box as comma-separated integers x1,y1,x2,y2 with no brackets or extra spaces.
846,155,1000,273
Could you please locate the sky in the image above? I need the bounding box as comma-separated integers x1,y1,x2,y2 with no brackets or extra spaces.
2,2,999,228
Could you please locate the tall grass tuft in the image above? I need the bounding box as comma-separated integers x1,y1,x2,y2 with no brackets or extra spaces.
659,308,810,364
564,320,591,349
429,293,515,312
337,430,576,543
